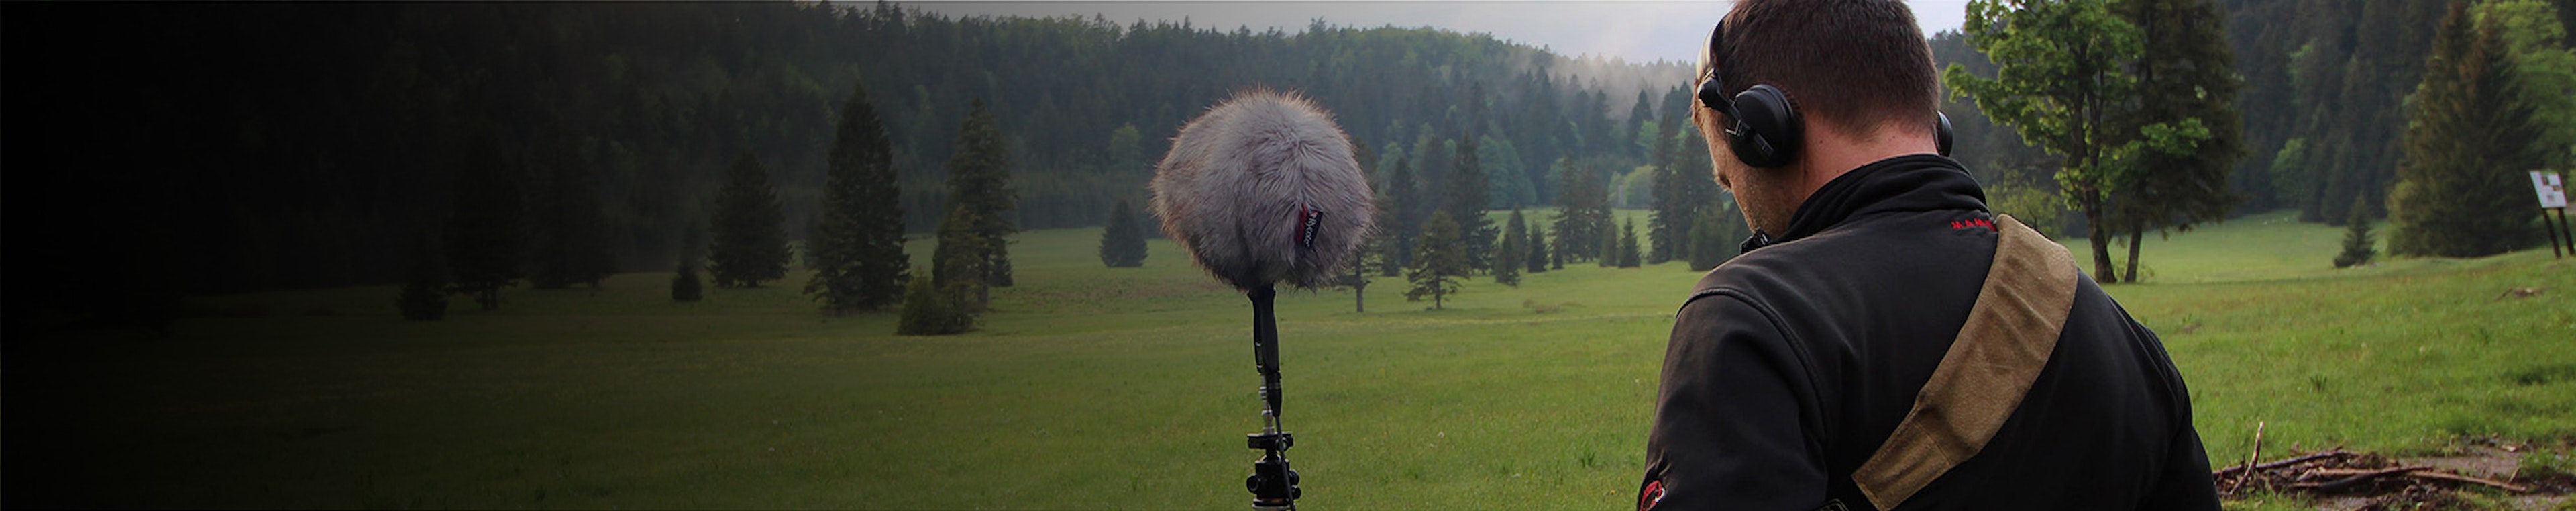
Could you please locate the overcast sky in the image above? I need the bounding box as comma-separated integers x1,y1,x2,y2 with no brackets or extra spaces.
898,1,1974,64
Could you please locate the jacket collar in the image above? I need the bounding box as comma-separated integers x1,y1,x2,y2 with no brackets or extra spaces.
1740,154,1986,252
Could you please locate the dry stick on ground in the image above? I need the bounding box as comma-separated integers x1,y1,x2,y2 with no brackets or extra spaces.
2293,465,2432,492
2229,421,2269,493
2212,449,2355,479
2404,471,2532,493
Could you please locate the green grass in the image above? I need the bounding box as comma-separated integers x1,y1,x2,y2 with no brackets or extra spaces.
13,208,2572,509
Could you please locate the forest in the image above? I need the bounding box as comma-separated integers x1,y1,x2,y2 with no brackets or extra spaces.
6,0,2571,322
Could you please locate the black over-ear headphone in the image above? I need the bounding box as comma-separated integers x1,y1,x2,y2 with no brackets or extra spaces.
1695,20,1954,169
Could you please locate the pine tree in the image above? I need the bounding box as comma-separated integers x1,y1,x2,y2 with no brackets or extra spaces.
1687,207,1736,271
1448,135,1497,271
2390,2,2551,257
895,275,970,335
932,205,996,312
2334,195,2378,268
708,150,791,288
1617,217,1644,268
1598,212,1620,268
1495,208,1525,287
445,126,523,310
1525,222,1550,273
1385,157,1420,273
527,132,614,290
1406,210,1467,309
805,81,910,314
1647,115,1686,264
671,257,703,302
1342,202,1393,312
945,98,1018,287
397,230,449,320
1099,198,1147,267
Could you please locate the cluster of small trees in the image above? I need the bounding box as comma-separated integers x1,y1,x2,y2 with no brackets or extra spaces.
406,82,1016,336
1327,108,1735,311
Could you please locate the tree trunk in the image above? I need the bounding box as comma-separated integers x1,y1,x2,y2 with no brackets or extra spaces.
2124,226,2145,283
1354,283,1366,313
2082,194,2120,283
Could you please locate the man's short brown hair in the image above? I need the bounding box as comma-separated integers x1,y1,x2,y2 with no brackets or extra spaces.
1701,0,1940,137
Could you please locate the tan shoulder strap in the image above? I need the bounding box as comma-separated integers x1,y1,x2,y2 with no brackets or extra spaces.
1850,214,2080,510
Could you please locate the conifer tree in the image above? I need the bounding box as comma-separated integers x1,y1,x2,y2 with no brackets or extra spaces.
895,275,970,335
932,205,996,312
805,81,910,314
1385,157,1421,272
1342,203,1393,312
397,230,449,320
1525,222,1550,273
445,127,523,310
1406,210,1467,309
1687,207,1735,271
1448,135,1497,271
2334,195,2378,268
1647,115,1687,264
707,150,791,288
1496,208,1525,287
671,257,703,302
1098,198,1147,267
2390,2,2550,257
1587,214,1607,267
527,132,614,290
1617,217,1644,268
945,98,1018,287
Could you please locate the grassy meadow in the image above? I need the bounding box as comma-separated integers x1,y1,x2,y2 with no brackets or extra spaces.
9,209,2572,509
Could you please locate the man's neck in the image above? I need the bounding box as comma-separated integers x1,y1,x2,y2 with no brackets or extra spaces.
1790,124,1940,205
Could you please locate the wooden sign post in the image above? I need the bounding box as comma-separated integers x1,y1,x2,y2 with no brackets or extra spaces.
2534,171,2571,259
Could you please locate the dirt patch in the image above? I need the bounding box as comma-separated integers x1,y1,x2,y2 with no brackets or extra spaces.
2216,443,2575,510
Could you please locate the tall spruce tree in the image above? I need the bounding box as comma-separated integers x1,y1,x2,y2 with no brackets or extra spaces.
445,127,523,310
1386,156,1421,272
932,205,996,312
1496,208,1526,286
527,132,615,289
397,230,449,320
1552,158,1613,265
945,99,1018,287
1406,211,1468,309
1447,135,1497,271
708,150,791,288
1647,114,1687,264
1099,198,1147,267
1616,217,1644,268
1525,222,1550,273
2390,1,2551,257
806,82,910,314
1686,206,1739,271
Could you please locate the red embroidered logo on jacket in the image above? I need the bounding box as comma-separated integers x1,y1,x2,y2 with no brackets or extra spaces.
1950,217,1996,232
1638,479,1666,510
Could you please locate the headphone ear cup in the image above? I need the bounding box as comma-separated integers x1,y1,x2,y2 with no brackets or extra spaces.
1935,111,1955,157
1729,85,1801,168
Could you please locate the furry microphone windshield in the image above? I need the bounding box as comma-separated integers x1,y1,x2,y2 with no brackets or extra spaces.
1151,90,1377,291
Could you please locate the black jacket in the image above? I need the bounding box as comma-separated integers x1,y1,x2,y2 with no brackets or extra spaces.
1638,155,2219,510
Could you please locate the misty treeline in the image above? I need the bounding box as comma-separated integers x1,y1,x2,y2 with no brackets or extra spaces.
10,1,1707,308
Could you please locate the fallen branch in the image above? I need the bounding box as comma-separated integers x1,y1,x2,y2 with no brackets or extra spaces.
2212,449,2353,479
2405,471,2531,493
2290,465,2428,492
